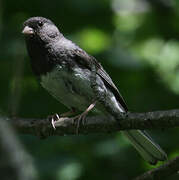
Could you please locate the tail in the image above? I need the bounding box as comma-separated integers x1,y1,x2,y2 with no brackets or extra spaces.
122,130,167,165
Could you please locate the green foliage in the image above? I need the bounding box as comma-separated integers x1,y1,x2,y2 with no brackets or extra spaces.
0,0,179,179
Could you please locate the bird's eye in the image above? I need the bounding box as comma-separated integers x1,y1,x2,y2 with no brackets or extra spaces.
38,21,43,27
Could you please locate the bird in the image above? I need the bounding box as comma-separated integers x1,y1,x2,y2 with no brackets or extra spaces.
22,16,167,165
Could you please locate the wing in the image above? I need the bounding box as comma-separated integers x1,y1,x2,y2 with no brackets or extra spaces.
73,48,128,112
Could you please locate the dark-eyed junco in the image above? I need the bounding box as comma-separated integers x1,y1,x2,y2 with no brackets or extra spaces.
22,17,167,164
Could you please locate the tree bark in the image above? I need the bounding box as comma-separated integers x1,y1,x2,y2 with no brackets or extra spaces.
6,109,179,137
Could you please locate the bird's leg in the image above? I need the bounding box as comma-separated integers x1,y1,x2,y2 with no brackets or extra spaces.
73,101,96,133
48,109,76,129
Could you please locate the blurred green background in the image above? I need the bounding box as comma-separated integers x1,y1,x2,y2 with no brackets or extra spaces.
0,0,179,179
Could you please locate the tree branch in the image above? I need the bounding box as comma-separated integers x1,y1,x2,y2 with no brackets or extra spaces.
134,156,179,180
2,109,179,179
3,109,179,137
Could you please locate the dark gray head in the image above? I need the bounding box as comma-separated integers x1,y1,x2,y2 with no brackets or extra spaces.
22,17,64,76
22,17,62,43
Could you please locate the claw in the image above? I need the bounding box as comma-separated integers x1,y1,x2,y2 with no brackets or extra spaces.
48,113,60,130
51,118,56,130
47,101,96,132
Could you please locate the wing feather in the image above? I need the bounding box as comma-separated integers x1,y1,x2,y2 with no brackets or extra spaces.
73,49,128,112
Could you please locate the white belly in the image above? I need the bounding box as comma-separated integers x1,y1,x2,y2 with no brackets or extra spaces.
40,65,124,114
40,65,95,111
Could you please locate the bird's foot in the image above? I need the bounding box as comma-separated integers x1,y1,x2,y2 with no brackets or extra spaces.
48,110,76,129
48,113,60,130
72,112,88,134
72,101,96,133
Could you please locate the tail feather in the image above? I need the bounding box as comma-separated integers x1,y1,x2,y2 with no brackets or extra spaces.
122,130,167,165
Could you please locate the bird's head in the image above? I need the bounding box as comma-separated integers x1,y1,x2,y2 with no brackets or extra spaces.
22,17,61,43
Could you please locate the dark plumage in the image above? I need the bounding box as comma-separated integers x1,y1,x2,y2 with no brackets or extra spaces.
22,17,167,164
